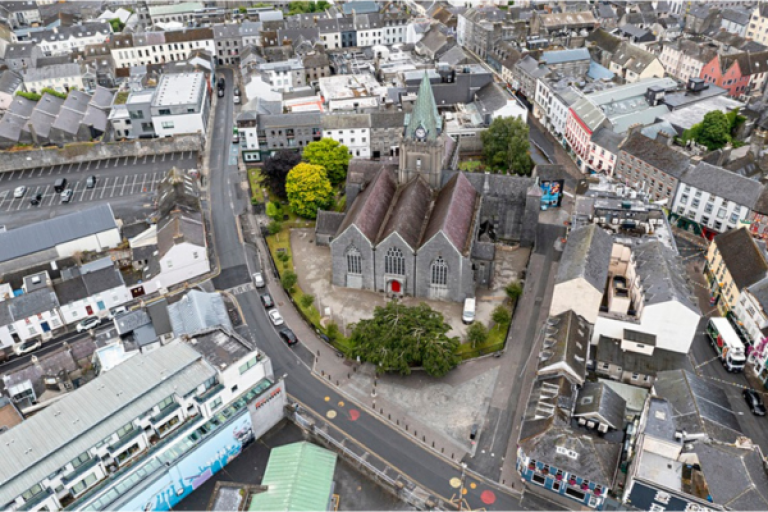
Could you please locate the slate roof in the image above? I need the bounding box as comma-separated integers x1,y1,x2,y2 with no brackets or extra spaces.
694,442,768,510
556,224,612,291
473,82,509,115
146,299,172,337
0,70,21,95
679,161,764,209
633,240,699,312
370,111,405,128
156,208,206,259
315,211,346,236
653,369,742,443
114,309,151,335
541,48,590,65
596,335,689,376
9,288,59,319
587,28,622,54
538,310,591,385
377,177,432,249
53,275,88,305
336,168,397,244
81,266,124,295
719,51,768,77
590,127,623,154
0,204,117,263
573,381,626,430
619,132,691,179
168,290,232,337
321,113,369,130
421,172,478,255
611,42,659,74
746,277,768,312
713,227,768,290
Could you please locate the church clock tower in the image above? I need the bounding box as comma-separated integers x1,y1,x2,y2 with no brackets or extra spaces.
399,73,448,190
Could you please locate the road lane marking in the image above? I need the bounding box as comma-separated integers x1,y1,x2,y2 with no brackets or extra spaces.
129,174,138,194
79,181,89,201
139,174,147,193
120,175,130,195
100,177,109,198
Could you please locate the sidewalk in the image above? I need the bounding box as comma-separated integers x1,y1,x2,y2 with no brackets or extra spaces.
242,213,476,465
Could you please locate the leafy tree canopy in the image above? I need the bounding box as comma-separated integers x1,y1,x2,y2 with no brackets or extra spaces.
682,109,746,151
466,322,488,349
302,138,351,185
349,301,460,377
480,116,534,175
109,18,125,32
263,150,302,199
287,1,330,15
285,162,334,219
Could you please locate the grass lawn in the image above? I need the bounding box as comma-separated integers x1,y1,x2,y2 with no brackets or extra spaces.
248,167,264,204
459,159,484,172
456,318,508,360
266,226,352,355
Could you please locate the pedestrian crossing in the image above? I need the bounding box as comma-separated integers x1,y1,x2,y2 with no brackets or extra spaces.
229,283,255,296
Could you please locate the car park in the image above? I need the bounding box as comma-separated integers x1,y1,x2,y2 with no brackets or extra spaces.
252,272,265,288
61,189,73,203
261,293,274,308
743,389,766,416
86,175,97,188
76,317,101,332
268,309,284,326
54,178,67,192
13,186,26,198
279,327,298,346
30,193,42,206
14,340,41,356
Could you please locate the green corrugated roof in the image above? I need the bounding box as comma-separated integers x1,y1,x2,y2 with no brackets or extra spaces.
249,442,337,512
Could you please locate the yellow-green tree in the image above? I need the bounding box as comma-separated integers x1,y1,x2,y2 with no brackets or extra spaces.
285,162,333,219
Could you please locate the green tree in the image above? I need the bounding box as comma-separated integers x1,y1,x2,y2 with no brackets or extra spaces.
466,322,488,349
505,281,523,301
41,87,67,99
683,110,732,151
266,201,282,221
285,162,334,219
238,6,247,13
300,294,315,309
491,305,511,329
349,301,460,377
268,220,282,235
288,0,330,14
325,322,341,341
480,116,534,175
281,270,298,292
109,18,125,32
15,91,41,101
302,138,352,185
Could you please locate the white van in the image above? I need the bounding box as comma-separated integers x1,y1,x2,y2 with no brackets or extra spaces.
462,298,476,324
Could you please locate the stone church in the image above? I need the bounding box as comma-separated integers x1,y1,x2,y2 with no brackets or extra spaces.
316,73,541,303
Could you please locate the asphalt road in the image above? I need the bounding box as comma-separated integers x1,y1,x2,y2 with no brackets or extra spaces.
204,70,557,510
0,152,197,229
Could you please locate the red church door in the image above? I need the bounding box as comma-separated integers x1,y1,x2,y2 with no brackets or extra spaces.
391,280,401,293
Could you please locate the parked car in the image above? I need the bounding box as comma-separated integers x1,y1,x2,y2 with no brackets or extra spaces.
260,293,274,308
30,193,42,206
54,178,67,192
252,272,265,288
743,389,766,416
13,186,26,198
234,94,241,105
86,175,97,188
232,133,239,143
108,306,128,320
76,317,101,333
268,309,284,326
61,189,73,203
14,339,41,356
279,327,298,346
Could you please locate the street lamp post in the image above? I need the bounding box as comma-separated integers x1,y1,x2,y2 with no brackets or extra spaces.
458,462,467,512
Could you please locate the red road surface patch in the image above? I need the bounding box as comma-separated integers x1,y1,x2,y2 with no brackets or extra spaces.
349,409,360,421
480,490,496,505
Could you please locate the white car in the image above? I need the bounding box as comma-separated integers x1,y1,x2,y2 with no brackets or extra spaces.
76,317,101,333
108,306,128,320
252,272,265,288
268,309,284,326
13,186,26,198
14,340,41,356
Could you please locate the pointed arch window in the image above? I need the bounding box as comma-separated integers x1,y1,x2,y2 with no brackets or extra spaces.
346,247,362,275
431,257,448,287
385,247,405,275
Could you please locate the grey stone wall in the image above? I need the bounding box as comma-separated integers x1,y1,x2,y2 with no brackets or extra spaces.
373,234,417,295
330,226,375,290
0,134,202,173
415,234,474,303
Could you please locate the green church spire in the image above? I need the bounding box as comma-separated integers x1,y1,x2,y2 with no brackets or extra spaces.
405,72,442,141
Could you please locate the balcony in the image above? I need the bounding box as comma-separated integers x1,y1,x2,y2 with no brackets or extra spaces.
150,402,181,424
63,457,101,484
108,426,143,453
18,490,54,511
195,383,224,404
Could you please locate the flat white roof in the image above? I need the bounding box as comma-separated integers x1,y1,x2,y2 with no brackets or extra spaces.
153,72,204,107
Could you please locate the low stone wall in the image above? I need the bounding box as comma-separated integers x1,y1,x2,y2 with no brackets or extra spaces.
0,134,203,173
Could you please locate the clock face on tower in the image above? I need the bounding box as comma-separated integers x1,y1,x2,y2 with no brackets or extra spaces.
415,126,426,140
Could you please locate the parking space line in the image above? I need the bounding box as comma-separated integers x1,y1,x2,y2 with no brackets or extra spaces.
120,175,130,196
100,177,110,199
133,156,138,165
40,185,50,206
48,166,54,175
0,172,4,183
5,197,15,211
0,192,8,209
115,158,120,168
110,177,120,197
85,161,91,171
68,163,73,173
76,162,82,172
129,174,139,194
152,154,156,163
95,160,102,170
38,167,45,177
142,155,148,164
162,153,166,162
139,174,148,194
47,189,58,207
16,193,26,210
79,181,89,201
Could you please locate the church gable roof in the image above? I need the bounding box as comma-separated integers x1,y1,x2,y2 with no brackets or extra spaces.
377,177,432,250
421,173,478,254
336,168,396,243
404,72,443,141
